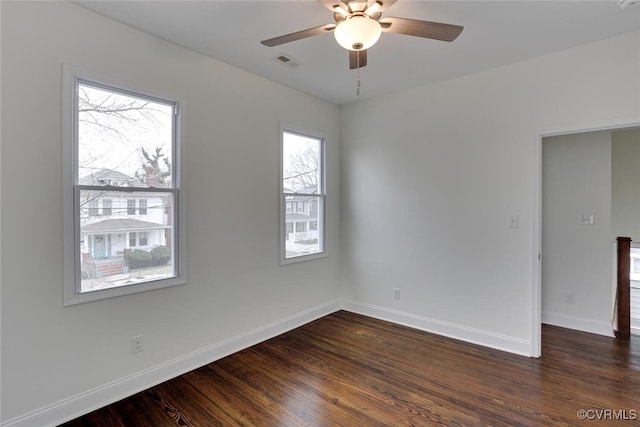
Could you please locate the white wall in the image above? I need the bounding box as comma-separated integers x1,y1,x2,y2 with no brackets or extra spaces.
341,30,640,355
612,129,640,242
541,131,613,336
0,2,341,425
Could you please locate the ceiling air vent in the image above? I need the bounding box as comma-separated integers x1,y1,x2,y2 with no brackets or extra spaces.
273,53,301,69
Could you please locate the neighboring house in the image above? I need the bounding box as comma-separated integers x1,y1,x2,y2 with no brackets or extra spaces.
79,169,170,278
284,185,319,244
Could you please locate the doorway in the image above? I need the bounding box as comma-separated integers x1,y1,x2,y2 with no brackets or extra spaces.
535,122,640,355
541,131,613,338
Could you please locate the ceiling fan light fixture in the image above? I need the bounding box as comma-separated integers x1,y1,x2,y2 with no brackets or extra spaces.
334,15,382,51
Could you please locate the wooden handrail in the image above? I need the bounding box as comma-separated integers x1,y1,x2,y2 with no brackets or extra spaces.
616,237,631,340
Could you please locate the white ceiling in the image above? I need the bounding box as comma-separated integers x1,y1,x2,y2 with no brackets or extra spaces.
75,0,640,105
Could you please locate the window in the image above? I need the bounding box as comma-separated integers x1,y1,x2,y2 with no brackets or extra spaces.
631,248,640,281
102,199,112,216
138,199,147,215
63,67,184,305
88,200,99,216
281,128,325,262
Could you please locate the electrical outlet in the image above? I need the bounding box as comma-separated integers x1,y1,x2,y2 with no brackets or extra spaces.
131,335,144,354
393,288,400,300
564,292,575,304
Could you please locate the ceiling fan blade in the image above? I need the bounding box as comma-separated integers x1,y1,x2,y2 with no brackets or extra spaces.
349,49,368,69
381,17,463,42
317,0,349,12
261,24,336,47
318,0,397,14
370,0,397,12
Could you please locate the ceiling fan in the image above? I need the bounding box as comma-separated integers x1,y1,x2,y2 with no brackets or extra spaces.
261,0,463,70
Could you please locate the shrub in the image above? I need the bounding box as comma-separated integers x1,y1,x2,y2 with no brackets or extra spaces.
150,246,171,266
128,249,152,269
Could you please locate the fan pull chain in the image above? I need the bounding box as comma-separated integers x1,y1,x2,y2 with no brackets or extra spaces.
356,52,361,96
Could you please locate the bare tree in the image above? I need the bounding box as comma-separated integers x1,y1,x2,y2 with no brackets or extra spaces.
78,85,164,141
135,147,171,188
77,84,171,177
284,145,319,191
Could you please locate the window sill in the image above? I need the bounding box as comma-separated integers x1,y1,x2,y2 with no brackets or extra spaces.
280,251,327,266
63,276,186,306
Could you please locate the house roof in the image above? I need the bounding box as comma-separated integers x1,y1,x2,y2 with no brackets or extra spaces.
78,169,145,187
82,218,169,233
285,185,318,195
298,186,318,195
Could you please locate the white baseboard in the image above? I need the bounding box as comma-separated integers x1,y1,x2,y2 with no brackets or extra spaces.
341,300,533,357
1,300,341,427
542,311,614,337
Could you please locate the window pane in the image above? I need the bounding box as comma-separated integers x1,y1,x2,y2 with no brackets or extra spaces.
88,200,99,216
77,83,173,188
102,199,112,216
127,199,136,215
284,195,322,258
139,199,147,215
79,189,175,293
282,133,321,194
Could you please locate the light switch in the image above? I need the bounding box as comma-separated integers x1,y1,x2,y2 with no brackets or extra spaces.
579,213,595,225
508,215,519,229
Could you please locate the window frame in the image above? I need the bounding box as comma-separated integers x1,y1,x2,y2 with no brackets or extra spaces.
279,125,327,264
62,65,186,305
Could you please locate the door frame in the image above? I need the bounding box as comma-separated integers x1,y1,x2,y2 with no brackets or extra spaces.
532,116,640,357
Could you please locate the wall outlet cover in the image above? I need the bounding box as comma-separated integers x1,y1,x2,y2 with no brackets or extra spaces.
579,213,595,225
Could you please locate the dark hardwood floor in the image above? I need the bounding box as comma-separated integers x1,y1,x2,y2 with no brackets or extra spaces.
61,311,640,426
